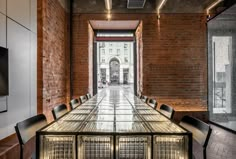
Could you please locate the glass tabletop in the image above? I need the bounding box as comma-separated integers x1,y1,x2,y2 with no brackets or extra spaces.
41,89,186,134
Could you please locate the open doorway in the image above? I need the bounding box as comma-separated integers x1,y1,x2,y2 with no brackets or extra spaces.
96,40,135,93
89,20,142,95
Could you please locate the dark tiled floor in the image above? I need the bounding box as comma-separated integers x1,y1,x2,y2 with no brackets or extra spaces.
193,124,236,159
217,121,236,132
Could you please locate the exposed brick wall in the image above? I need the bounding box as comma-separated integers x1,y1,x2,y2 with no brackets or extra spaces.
135,22,143,93
145,14,207,110
72,15,89,97
38,0,70,122
72,13,207,111
88,24,94,95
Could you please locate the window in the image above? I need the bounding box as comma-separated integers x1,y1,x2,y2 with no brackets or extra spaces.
100,42,105,48
101,58,105,63
207,5,236,132
216,72,225,82
124,49,128,55
100,69,106,82
117,49,120,55
101,49,105,55
212,36,232,112
124,44,128,49
124,57,128,63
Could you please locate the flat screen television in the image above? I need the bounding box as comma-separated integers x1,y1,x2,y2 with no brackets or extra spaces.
0,46,9,96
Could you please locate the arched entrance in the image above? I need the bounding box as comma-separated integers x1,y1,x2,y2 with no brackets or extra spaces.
109,58,120,85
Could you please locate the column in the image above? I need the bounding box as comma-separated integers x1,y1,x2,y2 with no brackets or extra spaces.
120,67,123,84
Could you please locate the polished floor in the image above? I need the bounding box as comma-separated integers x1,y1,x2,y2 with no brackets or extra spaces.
215,121,236,132
193,123,236,159
204,124,236,159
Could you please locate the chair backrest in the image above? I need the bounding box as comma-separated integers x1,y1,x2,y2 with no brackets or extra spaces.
69,99,80,110
179,115,212,148
86,93,92,100
140,95,148,103
159,104,175,119
148,98,158,109
15,114,47,145
79,95,87,104
52,104,68,120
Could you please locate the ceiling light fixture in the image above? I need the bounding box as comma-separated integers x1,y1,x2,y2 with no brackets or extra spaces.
206,0,223,16
157,0,167,19
105,0,112,10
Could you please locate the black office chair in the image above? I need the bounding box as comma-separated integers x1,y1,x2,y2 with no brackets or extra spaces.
69,98,80,110
159,104,175,119
15,114,47,159
179,115,212,159
148,98,158,109
140,95,148,103
86,93,92,100
51,104,68,120
79,95,87,104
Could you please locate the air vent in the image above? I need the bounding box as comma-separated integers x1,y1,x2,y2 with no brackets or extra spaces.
127,0,146,9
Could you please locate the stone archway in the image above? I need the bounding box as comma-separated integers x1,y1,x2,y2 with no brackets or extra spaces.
109,58,120,85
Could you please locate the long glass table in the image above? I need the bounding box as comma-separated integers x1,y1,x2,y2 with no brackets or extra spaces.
36,87,192,159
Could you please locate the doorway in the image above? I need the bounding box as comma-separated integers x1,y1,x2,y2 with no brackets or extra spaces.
94,39,136,93
109,58,120,85
90,20,141,95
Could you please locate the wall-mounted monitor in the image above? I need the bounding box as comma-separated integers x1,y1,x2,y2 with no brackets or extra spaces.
0,46,9,96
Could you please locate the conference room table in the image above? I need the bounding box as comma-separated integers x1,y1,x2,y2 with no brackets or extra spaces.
36,86,192,159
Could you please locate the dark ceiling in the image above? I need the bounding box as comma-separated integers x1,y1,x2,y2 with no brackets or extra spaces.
73,0,225,13
208,3,236,30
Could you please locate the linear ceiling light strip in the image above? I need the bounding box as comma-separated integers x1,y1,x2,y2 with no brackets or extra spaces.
105,0,112,10
157,0,167,19
105,0,112,20
206,0,223,16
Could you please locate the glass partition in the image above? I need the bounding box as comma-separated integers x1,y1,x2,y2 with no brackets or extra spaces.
208,3,236,131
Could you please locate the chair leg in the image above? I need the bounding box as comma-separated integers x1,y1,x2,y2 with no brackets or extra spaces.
20,146,23,159
203,148,207,159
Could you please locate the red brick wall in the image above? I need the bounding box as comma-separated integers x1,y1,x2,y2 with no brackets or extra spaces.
135,22,143,93
71,15,89,96
88,24,94,95
38,0,70,122
72,13,207,111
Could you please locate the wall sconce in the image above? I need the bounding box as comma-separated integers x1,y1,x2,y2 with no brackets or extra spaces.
157,0,167,19
206,0,223,18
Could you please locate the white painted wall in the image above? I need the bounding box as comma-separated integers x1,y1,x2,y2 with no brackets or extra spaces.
0,0,37,140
